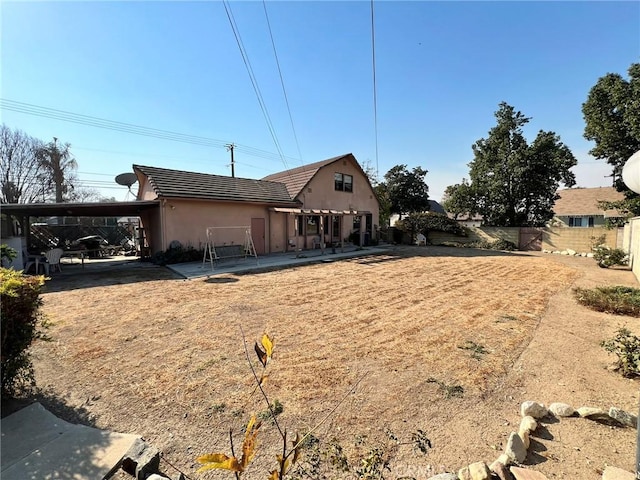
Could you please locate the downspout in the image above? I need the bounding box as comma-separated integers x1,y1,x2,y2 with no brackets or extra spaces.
160,198,167,252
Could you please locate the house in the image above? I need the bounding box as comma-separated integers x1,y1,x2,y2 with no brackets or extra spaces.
133,153,379,255
448,212,483,228
551,187,625,227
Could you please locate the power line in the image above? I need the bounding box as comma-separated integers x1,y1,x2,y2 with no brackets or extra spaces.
0,99,229,148
262,0,304,166
370,0,380,180
0,98,301,170
222,0,290,172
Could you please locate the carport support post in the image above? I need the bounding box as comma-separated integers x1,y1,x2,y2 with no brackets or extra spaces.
359,214,365,248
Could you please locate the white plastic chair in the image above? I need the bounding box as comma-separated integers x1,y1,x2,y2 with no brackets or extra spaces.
43,248,64,275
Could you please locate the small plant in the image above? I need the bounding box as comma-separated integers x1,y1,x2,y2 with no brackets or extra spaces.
457,340,489,360
591,235,628,268
426,377,464,398
1,244,17,266
355,447,389,480
411,429,432,454
601,327,640,377
258,398,283,423
574,286,640,317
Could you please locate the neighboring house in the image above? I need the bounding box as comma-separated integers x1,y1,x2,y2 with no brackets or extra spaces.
448,212,483,228
552,187,625,227
134,153,379,254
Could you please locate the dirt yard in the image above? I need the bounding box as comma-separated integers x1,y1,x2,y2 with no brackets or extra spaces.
29,246,638,479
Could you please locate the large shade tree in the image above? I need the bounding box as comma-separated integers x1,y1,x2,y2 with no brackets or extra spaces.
383,164,430,218
447,102,577,227
583,62,640,215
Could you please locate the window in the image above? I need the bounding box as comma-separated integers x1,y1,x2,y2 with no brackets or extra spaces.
334,173,353,192
568,216,595,227
306,216,320,235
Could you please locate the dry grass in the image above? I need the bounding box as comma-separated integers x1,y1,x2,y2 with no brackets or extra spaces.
32,247,590,477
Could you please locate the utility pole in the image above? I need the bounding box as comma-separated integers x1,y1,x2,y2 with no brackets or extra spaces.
225,143,235,177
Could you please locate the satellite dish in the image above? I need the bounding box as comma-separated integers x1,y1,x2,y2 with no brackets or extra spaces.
115,172,138,188
115,172,138,201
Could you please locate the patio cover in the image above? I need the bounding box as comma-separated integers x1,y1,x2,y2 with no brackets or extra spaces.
270,207,371,215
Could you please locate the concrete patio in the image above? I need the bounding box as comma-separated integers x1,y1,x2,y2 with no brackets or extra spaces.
167,245,391,279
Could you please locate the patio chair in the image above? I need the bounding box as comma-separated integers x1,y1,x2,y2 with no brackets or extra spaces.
22,249,42,274
43,248,64,275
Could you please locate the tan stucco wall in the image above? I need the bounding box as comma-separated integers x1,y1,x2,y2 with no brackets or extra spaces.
159,199,282,253
297,158,380,229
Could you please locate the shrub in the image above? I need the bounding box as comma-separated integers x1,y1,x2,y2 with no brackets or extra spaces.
593,245,628,268
0,268,49,396
573,285,640,317
396,212,465,240
601,328,640,377
591,235,628,268
152,244,204,265
1,244,17,265
467,239,516,251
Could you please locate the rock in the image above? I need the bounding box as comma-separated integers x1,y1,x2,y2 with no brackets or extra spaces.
490,453,512,470
587,252,594,258
505,432,527,463
560,250,569,255
426,474,457,480
549,402,576,417
520,401,548,419
468,462,491,479
566,249,576,255
458,465,471,480
510,467,550,479
577,407,623,426
121,438,161,480
601,466,636,480
519,415,537,433
518,429,530,449
608,407,638,428
490,461,515,480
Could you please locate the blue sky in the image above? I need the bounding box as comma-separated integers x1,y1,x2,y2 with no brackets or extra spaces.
2,1,639,202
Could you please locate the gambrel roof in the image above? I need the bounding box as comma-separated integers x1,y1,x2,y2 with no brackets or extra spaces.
262,153,364,199
133,165,299,206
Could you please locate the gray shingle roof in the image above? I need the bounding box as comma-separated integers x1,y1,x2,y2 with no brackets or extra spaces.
133,165,299,205
262,153,354,198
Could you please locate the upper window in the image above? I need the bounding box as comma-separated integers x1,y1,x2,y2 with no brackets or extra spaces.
568,216,594,227
335,173,353,192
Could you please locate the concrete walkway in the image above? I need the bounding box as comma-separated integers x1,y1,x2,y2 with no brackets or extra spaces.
1,402,140,480
167,245,390,279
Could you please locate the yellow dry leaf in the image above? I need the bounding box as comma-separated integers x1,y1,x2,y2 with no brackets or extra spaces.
268,469,279,480
240,415,261,469
261,333,274,359
196,453,242,472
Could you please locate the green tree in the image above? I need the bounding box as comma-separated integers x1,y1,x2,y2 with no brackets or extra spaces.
442,180,476,220
383,164,430,218
583,62,640,214
583,63,640,183
456,102,576,226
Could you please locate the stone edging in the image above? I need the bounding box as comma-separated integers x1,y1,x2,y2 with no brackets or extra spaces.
427,401,637,480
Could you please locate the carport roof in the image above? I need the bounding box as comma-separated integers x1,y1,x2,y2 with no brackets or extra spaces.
1,200,160,217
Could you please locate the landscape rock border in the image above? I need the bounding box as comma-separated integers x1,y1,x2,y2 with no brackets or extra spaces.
426,400,637,480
